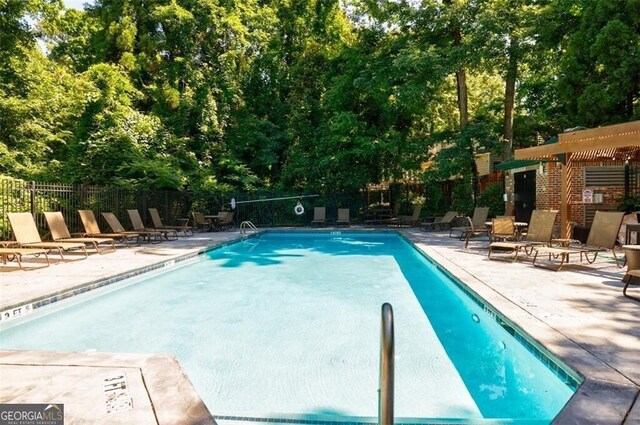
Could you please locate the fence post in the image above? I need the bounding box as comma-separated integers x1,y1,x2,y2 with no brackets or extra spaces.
30,181,36,217
79,184,85,209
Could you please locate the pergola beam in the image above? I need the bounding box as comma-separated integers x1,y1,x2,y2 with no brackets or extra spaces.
515,134,640,159
514,120,640,160
559,120,640,143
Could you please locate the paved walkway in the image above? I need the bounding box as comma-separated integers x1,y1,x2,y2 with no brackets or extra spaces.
0,228,638,424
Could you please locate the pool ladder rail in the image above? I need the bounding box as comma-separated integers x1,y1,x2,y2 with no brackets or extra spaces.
379,303,394,425
240,221,259,235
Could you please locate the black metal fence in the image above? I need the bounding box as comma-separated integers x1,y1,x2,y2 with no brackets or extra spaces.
1,178,432,239
0,179,200,239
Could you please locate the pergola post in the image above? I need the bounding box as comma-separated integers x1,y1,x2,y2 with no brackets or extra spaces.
560,154,573,239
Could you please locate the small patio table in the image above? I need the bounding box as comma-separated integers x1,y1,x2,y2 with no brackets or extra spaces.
364,208,394,225
625,223,640,245
204,215,221,231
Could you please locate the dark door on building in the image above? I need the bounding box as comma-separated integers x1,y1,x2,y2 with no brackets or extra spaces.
514,170,536,223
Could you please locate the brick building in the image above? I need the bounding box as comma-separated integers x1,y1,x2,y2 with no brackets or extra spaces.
514,121,640,238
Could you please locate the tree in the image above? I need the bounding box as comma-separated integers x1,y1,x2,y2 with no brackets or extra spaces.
559,0,640,126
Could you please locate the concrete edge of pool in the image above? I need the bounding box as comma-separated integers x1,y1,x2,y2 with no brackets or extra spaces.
1,228,638,424
0,349,215,425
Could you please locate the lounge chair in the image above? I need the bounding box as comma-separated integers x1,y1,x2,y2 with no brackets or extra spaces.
44,211,116,253
102,212,162,243
458,216,490,249
450,207,490,239
532,211,625,270
488,210,559,262
311,207,326,227
421,211,459,231
7,212,88,260
78,210,138,247
191,212,212,231
336,209,350,227
128,209,178,240
622,245,640,300
0,245,50,269
148,208,193,236
388,205,422,227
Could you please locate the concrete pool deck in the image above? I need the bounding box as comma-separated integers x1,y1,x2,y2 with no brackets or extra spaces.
0,227,638,424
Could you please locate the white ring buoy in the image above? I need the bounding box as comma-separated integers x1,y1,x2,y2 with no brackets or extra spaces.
294,202,305,215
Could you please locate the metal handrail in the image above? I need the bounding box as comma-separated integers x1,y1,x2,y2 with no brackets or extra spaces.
378,303,394,425
240,220,258,234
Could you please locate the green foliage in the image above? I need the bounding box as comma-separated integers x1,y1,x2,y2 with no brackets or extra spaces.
478,183,506,217
422,182,446,216
617,194,640,213
451,178,474,216
114,158,185,190
0,0,638,197
559,0,640,126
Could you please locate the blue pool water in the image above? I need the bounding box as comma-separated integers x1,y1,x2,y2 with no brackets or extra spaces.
0,232,575,423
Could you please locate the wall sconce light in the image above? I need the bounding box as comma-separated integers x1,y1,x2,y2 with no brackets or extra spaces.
537,161,545,176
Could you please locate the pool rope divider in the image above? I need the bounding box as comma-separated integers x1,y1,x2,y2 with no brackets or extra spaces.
396,232,583,391
0,233,260,323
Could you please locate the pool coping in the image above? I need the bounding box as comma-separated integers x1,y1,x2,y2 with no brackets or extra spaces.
0,349,215,425
1,228,638,424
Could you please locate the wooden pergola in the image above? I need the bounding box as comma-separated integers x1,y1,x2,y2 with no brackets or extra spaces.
514,120,640,238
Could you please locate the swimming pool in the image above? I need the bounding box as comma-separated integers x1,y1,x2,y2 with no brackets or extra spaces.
0,232,577,423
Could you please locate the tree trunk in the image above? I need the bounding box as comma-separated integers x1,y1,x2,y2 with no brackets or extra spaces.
451,26,477,202
453,28,469,130
502,37,519,160
457,68,469,129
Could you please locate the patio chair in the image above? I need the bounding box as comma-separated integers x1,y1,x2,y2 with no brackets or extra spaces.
191,212,212,231
128,209,178,240
488,210,558,262
532,211,625,270
311,207,326,227
216,211,235,231
388,205,422,227
421,211,459,231
0,244,50,269
489,216,517,243
78,210,138,247
7,212,88,260
148,208,193,236
459,216,490,249
102,212,162,243
622,245,640,301
44,211,116,253
450,207,490,239
336,208,350,227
